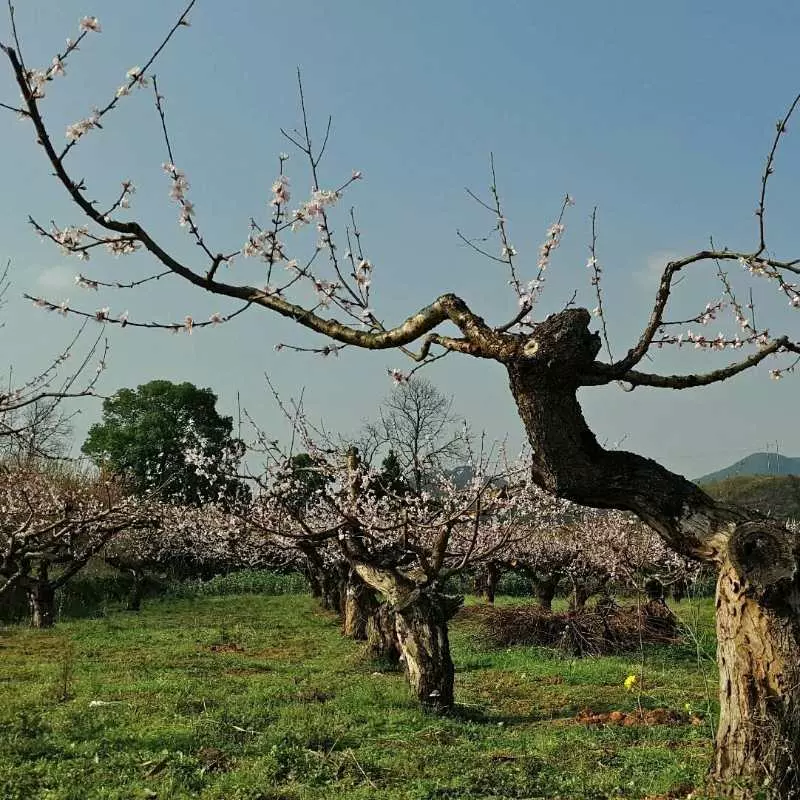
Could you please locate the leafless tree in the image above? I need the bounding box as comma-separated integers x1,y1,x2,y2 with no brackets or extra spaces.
361,378,468,492
0,259,104,462
0,397,74,464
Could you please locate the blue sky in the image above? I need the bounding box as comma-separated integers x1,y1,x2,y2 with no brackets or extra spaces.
1,0,799,478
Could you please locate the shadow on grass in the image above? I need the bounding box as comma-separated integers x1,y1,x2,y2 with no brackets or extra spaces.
446,702,581,726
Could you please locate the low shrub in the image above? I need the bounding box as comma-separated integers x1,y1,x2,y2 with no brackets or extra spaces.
162,570,309,599
0,569,308,625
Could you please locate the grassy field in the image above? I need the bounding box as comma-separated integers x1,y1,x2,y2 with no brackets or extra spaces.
1,593,719,799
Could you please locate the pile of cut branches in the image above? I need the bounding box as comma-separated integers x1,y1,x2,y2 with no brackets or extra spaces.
462,600,679,656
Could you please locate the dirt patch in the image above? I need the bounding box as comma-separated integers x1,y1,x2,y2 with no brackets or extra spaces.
576,707,704,727
197,747,232,773
208,642,245,653
251,644,312,661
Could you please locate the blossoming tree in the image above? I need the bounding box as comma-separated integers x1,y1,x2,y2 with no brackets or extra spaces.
3,4,800,793
246,427,530,711
102,499,278,610
0,465,154,627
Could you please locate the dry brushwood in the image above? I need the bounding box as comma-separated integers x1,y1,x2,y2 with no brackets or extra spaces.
462,600,679,656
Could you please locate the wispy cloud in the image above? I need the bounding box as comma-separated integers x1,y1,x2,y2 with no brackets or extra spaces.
36,265,75,292
634,250,680,289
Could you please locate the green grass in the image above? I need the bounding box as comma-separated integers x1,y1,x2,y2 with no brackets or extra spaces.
0,594,718,799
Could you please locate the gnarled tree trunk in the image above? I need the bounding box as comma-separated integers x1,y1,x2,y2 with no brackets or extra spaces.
126,568,144,611
504,308,800,798
352,559,462,713
306,569,324,600
535,573,560,611
321,571,344,614
711,553,800,798
569,582,590,611
394,591,462,712
367,602,401,664
484,561,500,604
297,541,337,610
342,569,376,640
28,579,55,629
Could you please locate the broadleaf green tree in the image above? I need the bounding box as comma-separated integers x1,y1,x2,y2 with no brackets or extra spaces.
82,380,248,507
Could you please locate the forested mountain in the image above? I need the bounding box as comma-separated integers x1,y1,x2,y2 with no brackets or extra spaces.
696,452,800,484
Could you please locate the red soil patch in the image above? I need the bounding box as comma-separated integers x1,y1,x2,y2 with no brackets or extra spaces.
576,707,704,727
208,642,245,653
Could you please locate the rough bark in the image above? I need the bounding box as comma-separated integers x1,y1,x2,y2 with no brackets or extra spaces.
473,570,487,600
535,574,559,611
367,602,401,665
126,569,143,612
321,571,345,614
503,308,800,797
711,555,800,798
342,570,376,640
394,591,462,712
569,583,590,611
484,562,499,604
28,579,55,629
505,310,741,560
350,559,461,712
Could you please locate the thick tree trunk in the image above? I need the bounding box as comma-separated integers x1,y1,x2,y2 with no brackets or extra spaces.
670,577,690,602
297,541,342,611
711,559,800,798
306,569,324,600
535,574,559,611
317,562,348,615
367,602,401,664
394,592,461,712
321,573,343,614
28,580,55,629
126,569,143,611
342,570,376,640
502,310,800,796
569,582,590,611
351,559,462,712
484,562,499,604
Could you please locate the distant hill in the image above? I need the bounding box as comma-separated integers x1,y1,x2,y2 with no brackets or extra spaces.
696,452,800,485
449,465,475,489
702,474,800,520
448,465,508,490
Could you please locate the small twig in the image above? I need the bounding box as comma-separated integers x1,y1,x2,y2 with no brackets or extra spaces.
588,207,613,360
